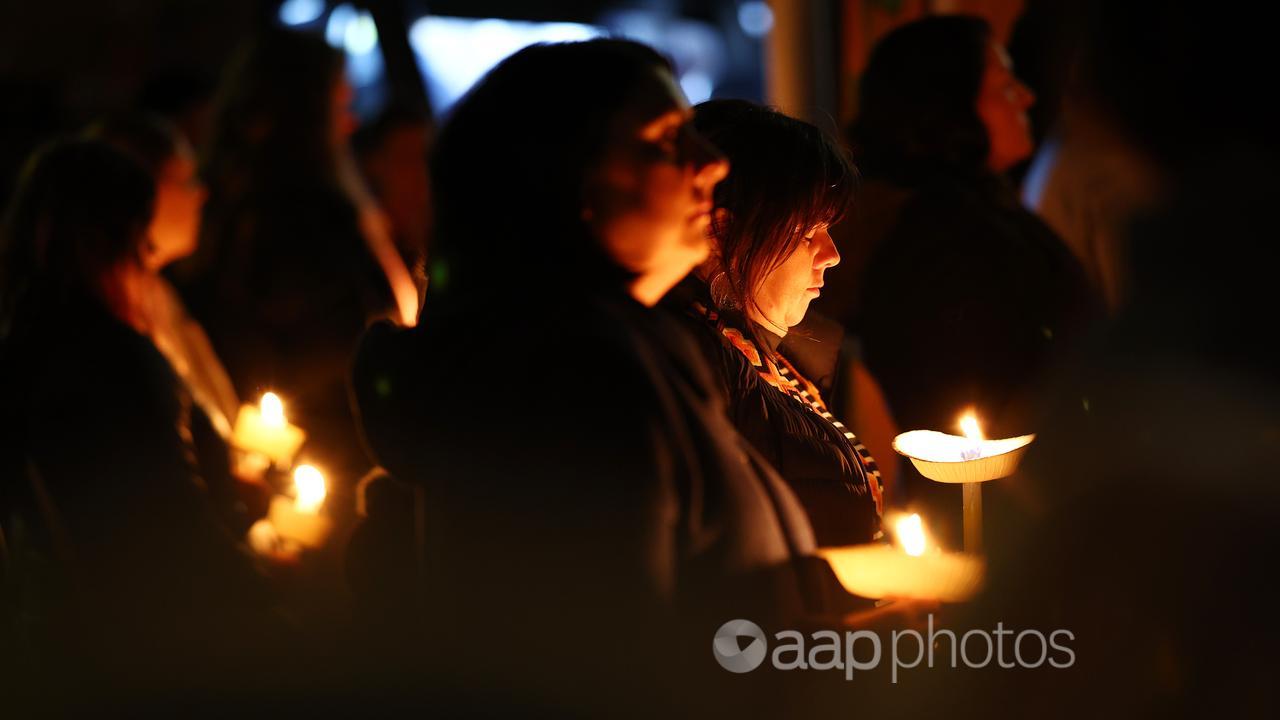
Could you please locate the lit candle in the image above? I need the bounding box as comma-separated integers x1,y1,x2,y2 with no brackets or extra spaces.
891,413,1034,484
959,412,984,460
267,464,334,549
817,513,984,602
232,392,307,469
893,411,1035,553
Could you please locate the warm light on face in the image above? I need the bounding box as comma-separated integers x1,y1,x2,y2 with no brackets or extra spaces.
260,392,286,428
896,513,927,557
959,412,984,442
293,464,327,513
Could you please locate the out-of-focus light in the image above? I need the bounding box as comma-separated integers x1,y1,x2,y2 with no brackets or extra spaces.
410,16,603,116
896,513,928,557
345,11,379,55
680,71,714,104
293,464,327,513
326,3,356,48
260,392,286,428
279,0,325,27
738,1,775,38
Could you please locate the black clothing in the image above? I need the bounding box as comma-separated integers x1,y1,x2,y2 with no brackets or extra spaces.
0,290,288,699
350,285,852,712
664,276,882,546
182,182,393,482
824,173,1101,547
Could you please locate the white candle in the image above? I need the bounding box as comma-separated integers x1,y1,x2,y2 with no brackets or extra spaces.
267,464,333,549
232,392,307,468
818,514,984,602
892,413,1035,484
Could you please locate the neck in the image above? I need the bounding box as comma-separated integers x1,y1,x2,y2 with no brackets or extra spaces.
748,307,788,338
629,268,686,307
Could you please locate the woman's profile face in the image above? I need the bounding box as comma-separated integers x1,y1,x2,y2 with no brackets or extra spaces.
585,68,729,305
145,144,206,270
751,224,840,332
976,43,1036,172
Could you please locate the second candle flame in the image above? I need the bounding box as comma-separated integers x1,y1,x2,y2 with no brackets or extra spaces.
896,513,927,557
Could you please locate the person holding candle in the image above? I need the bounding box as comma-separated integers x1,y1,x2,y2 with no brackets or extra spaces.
0,139,288,690
350,40,863,713
87,113,269,533
179,28,416,487
661,100,883,547
816,15,1102,548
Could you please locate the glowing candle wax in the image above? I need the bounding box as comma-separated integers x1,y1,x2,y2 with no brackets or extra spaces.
818,514,985,602
268,464,333,549
231,392,307,468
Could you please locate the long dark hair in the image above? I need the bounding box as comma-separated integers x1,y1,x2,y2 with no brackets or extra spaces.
0,139,155,334
693,100,855,340
427,39,673,310
851,15,992,185
202,29,346,194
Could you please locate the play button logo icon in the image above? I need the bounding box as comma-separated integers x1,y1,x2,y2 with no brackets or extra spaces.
712,619,768,673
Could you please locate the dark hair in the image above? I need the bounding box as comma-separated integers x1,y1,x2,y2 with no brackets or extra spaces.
202,29,345,192
850,15,992,185
84,113,183,177
0,139,155,332
693,100,856,337
427,39,673,307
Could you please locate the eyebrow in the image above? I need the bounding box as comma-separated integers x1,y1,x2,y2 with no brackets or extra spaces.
639,109,690,141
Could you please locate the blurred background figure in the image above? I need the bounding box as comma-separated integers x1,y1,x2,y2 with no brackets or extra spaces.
86,114,270,534
664,99,884,547
817,15,1102,548
0,139,289,704
890,1,1280,717
352,101,433,304
179,28,416,490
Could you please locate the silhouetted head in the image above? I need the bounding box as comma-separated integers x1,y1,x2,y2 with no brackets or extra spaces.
852,15,1034,184
87,114,206,270
1,139,155,333
203,28,351,190
428,39,727,309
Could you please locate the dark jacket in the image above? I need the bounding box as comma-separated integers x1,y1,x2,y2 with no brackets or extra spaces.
0,291,287,696
825,172,1102,547
350,286,850,711
664,276,882,547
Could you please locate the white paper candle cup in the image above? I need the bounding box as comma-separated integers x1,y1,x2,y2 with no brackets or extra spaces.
892,430,1035,483
268,495,333,549
817,544,985,602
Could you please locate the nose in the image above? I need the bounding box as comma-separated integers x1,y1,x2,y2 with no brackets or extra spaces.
1016,80,1036,109
815,227,840,269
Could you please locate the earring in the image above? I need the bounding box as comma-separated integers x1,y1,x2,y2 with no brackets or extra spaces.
710,271,737,310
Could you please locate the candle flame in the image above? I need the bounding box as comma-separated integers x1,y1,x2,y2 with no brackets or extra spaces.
293,464,326,513
260,392,286,428
959,412,984,442
896,513,927,557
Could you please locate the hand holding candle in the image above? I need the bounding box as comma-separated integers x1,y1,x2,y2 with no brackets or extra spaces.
232,392,307,469
893,411,1035,552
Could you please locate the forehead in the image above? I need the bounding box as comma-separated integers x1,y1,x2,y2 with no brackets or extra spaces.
614,66,691,139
